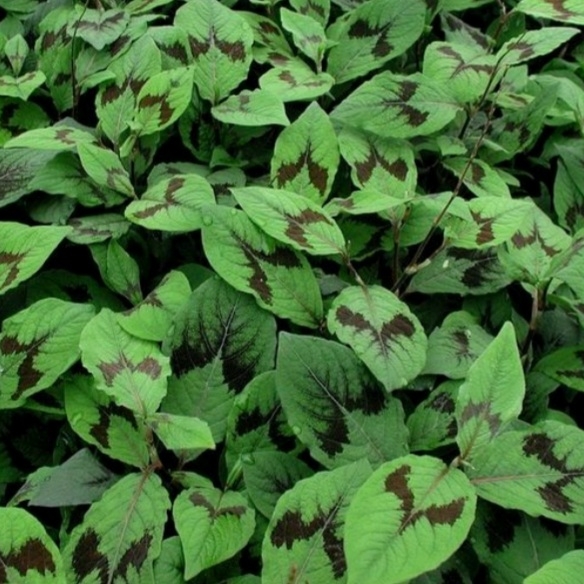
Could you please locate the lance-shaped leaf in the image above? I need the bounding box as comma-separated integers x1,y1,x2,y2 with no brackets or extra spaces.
525,550,584,584
232,186,345,255
67,214,131,245
4,125,96,150
240,11,292,53
0,507,65,582
63,473,170,584
471,501,574,584
534,346,584,393
77,143,134,197
326,0,426,84
280,8,326,66
0,299,94,408
125,174,215,232
270,102,339,203
345,454,477,584
67,7,130,51
328,285,427,392
497,28,579,66
331,72,460,138
147,412,215,451
5,34,29,76
212,89,289,127
441,12,491,51
408,246,512,296
0,222,70,295
0,70,46,100
515,0,584,25
408,380,461,452
443,157,511,198
468,421,584,523
201,205,323,327
325,190,408,217
173,485,255,579
276,333,409,469
553,144,584,234
175,0,253,103
259,61,334,102
133,67,194,136
117,270,191,342
290,0,330,25
80,308,171,416
262,460,371,584
455,322,524,461
338,128,417,196
65,375,150,468
162,277,276,442
423,311,494,379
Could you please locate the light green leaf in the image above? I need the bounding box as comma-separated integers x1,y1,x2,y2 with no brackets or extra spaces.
534,345,584,393
212,89,289,127
4,125,96,150
201,206,323,327
290,0,330,25
148,412,215,451
67,214,131,245
325,190,408,217
345,454,477,584
175,0,253,103
276,332,409,468
270,102,339,202
80,308,171,416
173,485,255,579
4,34,28,75
0,70,45,100
259,61,334,102
77,143,134,197
68,7,130,51
525,550,584,584
455,322,524,461
443,157,511,198
232,186,345,255
331,72,460,138
280,8,326,65
125,174,215,232
498,28,579,65
328,285,427,392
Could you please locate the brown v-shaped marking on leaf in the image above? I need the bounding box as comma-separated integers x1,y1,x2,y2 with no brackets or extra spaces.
0,538,56,578
112,533,153,580
0,251,25,290
190,492,247,518
276,144,328,196
71,529,110,584
0,334,48,398
381,80,428,127
189,28,246,62
132,176,185,219
284,208,334,249
354,145,408,184
348,19,394,58
97,355,162,386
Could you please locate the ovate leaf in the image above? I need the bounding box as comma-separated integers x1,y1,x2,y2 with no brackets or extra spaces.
148,413,215,451
0,70,46,100
498,28,579,66
443,157,511,198
328,285,427,391
212,89,289,127
280,8,326,66
67,214,131,245
4,125,96,151
77,143,134,197
525,550,584,584
534,345,584,393
516,0,584,25
69,7,130,51
345,454,477,584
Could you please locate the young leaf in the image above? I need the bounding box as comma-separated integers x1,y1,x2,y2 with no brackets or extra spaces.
0,507,66,582
231,186,345,255
175,0,253,103
280,8,326,66
63,473,170,583
212,89,289,127
534,345,584,393
455,322,525,461
77,143,134,198
79,308,171,416
162,277,276,442
259,61,335,102
0,70,46,100
147,412,215,451
328,285,427,391
262,460,371,584
345,454,477,584
0,222,70,295
173,485,255,579
4,34,29,76
467,421,584,523
270,102,339,203
68,7,130,51
0,299,94,408
443,157,511,198
276,332,409,468
498,28,579,66
331,72,460,138
524,550,584,584
201,205,323,327
326,0,426,84
290,0,330,25
66,214,131,245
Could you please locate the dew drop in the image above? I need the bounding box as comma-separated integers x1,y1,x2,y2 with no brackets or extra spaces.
202,215,213,226
292,425,302,435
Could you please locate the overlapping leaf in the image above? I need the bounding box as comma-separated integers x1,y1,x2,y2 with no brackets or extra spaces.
147,412,215,451
515,0,584,25
443,157,511,198
498,28,579,66
262,461,371,584
0,70,46,100
280,8,326,66
4,125,96,150
525,550,584,584
212,89,289,127
276,333,409,468
77,143,134,197
0,299,94,408
328,285,427,392
68,7,130,51
67,214,131,245
201,205,323,327
62,473,170,584
534,345,584,393
291,0,330,25
345,454,477,584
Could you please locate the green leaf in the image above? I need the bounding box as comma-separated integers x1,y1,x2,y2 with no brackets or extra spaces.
262,461,371,584
455,322,524,460
325,189,409,217
201,206,323,327
133,67,194,136
125,174,215,232
212,89,289,127
280,8,326,66
67,214,131,245
326,0,426,84
0,507,66,583
270,102,339,203
175,0,253,103
467,421,584,523
232,186,345,255
276,332,409,468
68,7,130,51
0,299,94,408
63,473,170,584
328,285,427,391
117,270,191,342
4,125,96,150
259,61,334,102
79,308,171,416
77,143,134,197
290,0,330,25
147,412,215,451
4,34,29,76
331,72,460,138
0,222,70,295
498,28,579,66
525,550,584,584
534,345,584,393
0,70,45,100
162,277,276,442
345,454,477,584
442,157,511,198
65,375,150,468
173,485,255,579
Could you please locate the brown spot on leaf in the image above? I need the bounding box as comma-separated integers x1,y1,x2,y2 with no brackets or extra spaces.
89,402,138,448
160,42,188,63
0,538,56,577
138,94,173,125
460,401,501,436
483,505,523,553
354,146,408,185
284,208,333,249
136,357,162,378
523,433,568,472
348,19,394,58
470,210,495,245
112,533,153,579
216,39,246,61
189,32,246,62
0,251,24,289
507,41,534,61
71,529,109,584
411,498,465,526
190,492,247,518
511,225,562,257
97,355,162,386
101,83,123,105
276,146,329,196
382,80,428,127
470,162,485,184
429,392,455,414
0,334,47,399
538,478,574,514
55,129,76,145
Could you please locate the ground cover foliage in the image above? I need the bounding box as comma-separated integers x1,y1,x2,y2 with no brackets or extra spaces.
1,0,584,581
